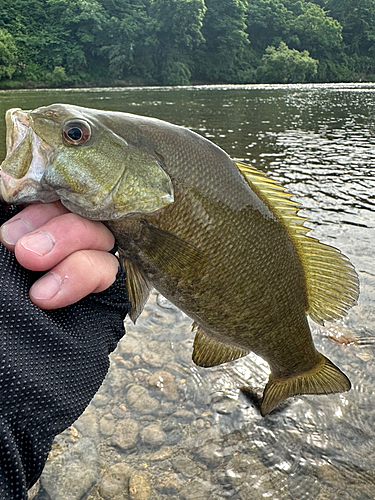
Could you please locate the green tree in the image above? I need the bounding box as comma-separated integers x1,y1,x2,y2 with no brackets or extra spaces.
323,0,375,78
246,0,344,80
0,0,107,82
195,0,253,83
45,0,107,78
0,28,17,79
257,41,318,82
285,1,342,60
0,0,374,86
96,0,153,81
246,0,343,56
149,0,206,85
246,0,292,52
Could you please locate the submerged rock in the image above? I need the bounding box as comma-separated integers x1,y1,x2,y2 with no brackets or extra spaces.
41,438,100,500
148,371,179,401
99,463,133,499
100,414,116,437
129,471,151,500
179,478,212,500
140,423,167,448
112,419,139,450
126,385,160,413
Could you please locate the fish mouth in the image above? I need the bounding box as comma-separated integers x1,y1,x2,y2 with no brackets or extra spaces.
0,108,58,204
5,108,30,153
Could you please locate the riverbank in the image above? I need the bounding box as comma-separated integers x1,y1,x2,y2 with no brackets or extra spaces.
1,76,372,92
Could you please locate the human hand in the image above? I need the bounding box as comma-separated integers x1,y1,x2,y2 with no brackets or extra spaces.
0,202,130,498
0,201,119,309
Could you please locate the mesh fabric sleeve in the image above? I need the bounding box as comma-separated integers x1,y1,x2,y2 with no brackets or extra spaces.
0,205,130,499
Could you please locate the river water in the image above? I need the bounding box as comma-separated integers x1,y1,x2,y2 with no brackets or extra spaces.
1,84,374,500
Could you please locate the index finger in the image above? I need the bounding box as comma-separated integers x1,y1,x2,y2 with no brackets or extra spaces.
0,201,70,251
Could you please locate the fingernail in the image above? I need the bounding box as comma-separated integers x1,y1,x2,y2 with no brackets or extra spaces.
30,273,62,300
0,218,31,246
21,231,55,256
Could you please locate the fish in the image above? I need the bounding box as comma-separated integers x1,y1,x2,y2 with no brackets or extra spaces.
0,104,359,416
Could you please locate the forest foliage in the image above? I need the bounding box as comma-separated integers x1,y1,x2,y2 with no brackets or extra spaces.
0,0,374,87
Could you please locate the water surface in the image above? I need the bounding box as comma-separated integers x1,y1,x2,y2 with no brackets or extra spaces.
1,84,374,499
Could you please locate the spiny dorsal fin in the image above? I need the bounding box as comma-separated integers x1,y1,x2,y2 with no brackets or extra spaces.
236,162,359,324
260,353,351,416
192,325,249,367
119,254,151,323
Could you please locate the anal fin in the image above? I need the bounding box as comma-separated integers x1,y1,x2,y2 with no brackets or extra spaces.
192,325,249,367
119,254,151,323
260,353,351,416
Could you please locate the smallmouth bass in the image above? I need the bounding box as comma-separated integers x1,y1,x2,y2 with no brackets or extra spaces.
0,104,359,416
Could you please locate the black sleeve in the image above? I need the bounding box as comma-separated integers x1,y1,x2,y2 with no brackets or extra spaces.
0,205,131,500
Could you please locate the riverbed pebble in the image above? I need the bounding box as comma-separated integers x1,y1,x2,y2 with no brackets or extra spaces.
112,419,139,450
126,384,160,413
129,471,151,500
99,463,133,499
148,371,179,400
154,471,182,495
140,423,167,448
100,414,116,437
41,438,100,500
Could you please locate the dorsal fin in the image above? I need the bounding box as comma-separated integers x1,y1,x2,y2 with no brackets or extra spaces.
236,162,359,324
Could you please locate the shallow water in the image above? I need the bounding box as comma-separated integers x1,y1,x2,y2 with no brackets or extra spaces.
1,84,374,499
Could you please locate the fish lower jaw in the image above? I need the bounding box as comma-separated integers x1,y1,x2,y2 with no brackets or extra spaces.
0,174,58,205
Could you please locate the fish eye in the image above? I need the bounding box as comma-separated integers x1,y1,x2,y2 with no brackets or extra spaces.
63,121,91,146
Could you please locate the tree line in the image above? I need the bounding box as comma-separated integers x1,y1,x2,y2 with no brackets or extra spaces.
0,0,374,87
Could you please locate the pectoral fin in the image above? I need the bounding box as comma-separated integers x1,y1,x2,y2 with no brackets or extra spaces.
139,220,204,276
192,326,249,367
119,254,151,323
260,353,351,416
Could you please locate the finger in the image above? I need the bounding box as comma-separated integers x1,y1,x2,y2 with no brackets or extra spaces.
29,250,120,309
14,213,115,272
0,201,69,251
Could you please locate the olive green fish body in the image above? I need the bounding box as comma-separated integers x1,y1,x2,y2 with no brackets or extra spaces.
110,183,319,380
0,104,359,415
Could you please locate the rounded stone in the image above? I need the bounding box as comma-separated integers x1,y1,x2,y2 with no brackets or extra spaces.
91,394,110,408
41,438,100,500
140,423,167,448
99,463,133,500
100,414,116,437
129,471,151,500
126,385,160,413
172,456,201,478
155,471,182,495
148,371,179,401
112,419,139,450
74,407,99,437
180,479,212,500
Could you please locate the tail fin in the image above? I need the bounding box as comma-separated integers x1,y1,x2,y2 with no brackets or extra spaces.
260,354,351,416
